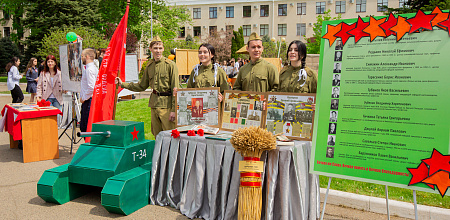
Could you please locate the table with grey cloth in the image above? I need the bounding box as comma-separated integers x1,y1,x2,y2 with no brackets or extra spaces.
150,131,320,220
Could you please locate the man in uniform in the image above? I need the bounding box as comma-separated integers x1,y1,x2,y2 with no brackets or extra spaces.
233,32,279,92
115,36,178,137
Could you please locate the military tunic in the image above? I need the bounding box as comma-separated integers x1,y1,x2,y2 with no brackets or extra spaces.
233,58,279,92
121,56,179,136
186,63,229,93
278,66,317,93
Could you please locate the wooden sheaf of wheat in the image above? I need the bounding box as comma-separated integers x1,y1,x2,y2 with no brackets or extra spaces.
230,126,276,220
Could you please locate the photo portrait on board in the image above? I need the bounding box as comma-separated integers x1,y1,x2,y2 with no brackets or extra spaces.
283,103,296,122
335,39,343,50
331,87,340,98
334,51,343,61
326,147,335,158
327,135,336,146
329,111,338,122
333,62,342,73
191,98,203,117
231,107,237,118
328,123,337,134
330,99,339,110
332,74,340,86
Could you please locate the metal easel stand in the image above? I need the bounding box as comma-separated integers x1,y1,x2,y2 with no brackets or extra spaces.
320,178,396,220
58,93,83,154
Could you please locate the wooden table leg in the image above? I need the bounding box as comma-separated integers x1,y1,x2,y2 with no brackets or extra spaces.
21,115,59,163
9,134,18,149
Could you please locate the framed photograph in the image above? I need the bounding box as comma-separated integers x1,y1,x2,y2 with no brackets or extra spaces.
59,42,83,93
176,87,220,127
220,90,266,131
266,92,315,141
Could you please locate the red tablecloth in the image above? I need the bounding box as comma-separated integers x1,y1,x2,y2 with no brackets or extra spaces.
1,104,62,141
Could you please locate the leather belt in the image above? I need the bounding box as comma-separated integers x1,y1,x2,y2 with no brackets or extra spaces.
152,90,172,96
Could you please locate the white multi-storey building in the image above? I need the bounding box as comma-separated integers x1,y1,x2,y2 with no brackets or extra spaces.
168,0,406,43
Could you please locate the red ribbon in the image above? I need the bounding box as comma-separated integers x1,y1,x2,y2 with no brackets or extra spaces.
244,157,260,161
240,181,262,187
240,172,261,178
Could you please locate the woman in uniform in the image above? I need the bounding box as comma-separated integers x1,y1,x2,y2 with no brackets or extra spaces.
186,43,229,98
278,40,317,94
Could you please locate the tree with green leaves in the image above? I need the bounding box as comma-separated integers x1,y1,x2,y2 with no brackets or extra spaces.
231,27,244,60
162,37,201,58
307,10,341,54
386,0,450,14
23,0,102,60
0,37,21,74
37,26,109,62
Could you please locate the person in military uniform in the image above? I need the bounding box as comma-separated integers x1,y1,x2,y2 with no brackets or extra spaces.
278,40,318,94
233,32,279,92
115,36,179,137
187,43,229,94
283,103,295,122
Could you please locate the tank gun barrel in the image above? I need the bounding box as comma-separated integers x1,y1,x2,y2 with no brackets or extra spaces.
77,131,111,138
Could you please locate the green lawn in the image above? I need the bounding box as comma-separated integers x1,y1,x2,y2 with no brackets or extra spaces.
0,76,27,83
114,98,450,209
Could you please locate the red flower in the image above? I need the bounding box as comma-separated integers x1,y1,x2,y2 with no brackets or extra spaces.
171,129,180,138
187,130,196,136
197,129,204,136
37,99,51,107
45,101,51,106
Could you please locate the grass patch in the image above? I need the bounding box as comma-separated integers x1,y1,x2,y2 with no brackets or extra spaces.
115,98,154,140
0,90,29,94
0,76,27,83
319,176,450,209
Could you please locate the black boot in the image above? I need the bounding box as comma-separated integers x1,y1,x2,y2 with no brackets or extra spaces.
18,140,23,150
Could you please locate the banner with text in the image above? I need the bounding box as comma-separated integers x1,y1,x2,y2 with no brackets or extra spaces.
311,9,450,193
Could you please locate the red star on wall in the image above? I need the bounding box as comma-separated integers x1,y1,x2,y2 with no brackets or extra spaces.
363,16,387,41
131,126,139,141
439,18,450,36
421,171,450,197
390,16,411,41
431,6,449,30
406,10,437,33
322,23,342,46
335,22,356,45
347,16,370,43
407,162,434,189
380,13,398,37
422,149,450,176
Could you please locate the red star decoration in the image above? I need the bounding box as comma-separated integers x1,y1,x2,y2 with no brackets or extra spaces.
431,6,449,30
422,148,450,176
406,10,437,34
322,23,342,46
390,16,411,41
348,16,370,43
131,126,139,140
380,13,398,37
363,16,387,41
439,18,450,36
421,171,450,197
407,162,434,189
335,22,356,45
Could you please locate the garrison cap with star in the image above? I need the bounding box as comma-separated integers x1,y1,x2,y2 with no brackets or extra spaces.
151,35,162,43
248,32,262,41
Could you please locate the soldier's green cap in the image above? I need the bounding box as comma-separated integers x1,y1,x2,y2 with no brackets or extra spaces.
248,32,262,41
151,35,162,43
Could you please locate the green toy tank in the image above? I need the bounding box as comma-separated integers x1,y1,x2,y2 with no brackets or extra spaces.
37,120,154,215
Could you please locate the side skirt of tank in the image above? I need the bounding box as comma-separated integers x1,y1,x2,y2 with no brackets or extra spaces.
37,164,93,204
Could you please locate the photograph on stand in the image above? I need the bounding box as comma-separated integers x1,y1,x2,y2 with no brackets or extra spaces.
175,88,220,127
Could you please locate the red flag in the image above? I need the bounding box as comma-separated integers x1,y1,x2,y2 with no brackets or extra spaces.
86,5,129,140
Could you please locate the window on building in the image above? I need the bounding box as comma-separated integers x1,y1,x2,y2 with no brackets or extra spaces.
316,2,326,14
209,7,217,19
356,0,366,12
278,4,287,16
297,3,306,15
399,0,408,8
209,26,217,35
226,25,234,32
260,5,269,17
226,6,234,18
260,24,269,36
179,27,185,38
297,23,306,36
377,0,388,12
278,24,287,36
243,25,251,36
193,26,201,37
193,8,201,19
4,27,11,37
336,1,346,13
243,6,251,17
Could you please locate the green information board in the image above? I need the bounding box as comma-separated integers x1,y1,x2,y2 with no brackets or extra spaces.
311,10,450,194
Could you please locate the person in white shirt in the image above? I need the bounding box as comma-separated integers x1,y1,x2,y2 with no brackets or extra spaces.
6,57,24,103
80,48,99,132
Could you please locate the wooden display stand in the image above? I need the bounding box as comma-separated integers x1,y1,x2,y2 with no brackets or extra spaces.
10,115,59,163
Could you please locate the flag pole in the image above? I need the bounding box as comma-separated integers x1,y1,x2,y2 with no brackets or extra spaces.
112,0,130,120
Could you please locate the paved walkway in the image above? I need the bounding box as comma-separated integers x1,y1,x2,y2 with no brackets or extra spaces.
0,83,414,219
